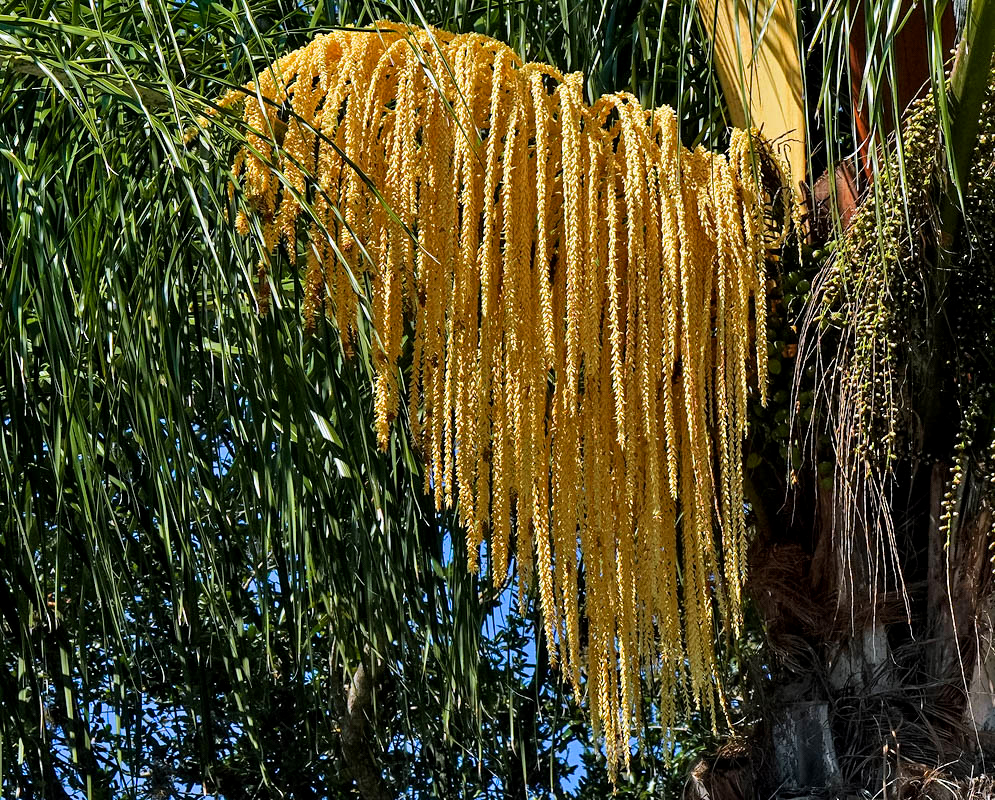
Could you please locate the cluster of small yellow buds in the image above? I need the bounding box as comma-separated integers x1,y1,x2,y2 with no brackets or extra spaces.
218,21,787,776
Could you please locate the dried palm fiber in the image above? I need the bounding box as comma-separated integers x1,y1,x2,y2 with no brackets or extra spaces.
216,21,788,775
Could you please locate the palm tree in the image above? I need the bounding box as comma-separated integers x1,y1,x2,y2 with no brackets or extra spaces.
3,1,995,798
0,3,721,796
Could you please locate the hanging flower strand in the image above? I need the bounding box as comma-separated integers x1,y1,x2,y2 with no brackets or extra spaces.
215,21,789,776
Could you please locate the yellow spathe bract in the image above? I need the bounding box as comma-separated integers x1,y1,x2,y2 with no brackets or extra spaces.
221,22,782,775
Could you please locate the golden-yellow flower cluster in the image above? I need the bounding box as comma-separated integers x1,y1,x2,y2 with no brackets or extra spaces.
220,21,783,775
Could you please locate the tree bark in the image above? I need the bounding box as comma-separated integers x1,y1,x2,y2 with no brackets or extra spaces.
734,451,995,798
340,661,390,800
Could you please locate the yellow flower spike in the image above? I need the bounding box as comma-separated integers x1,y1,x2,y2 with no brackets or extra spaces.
222,21,788,780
